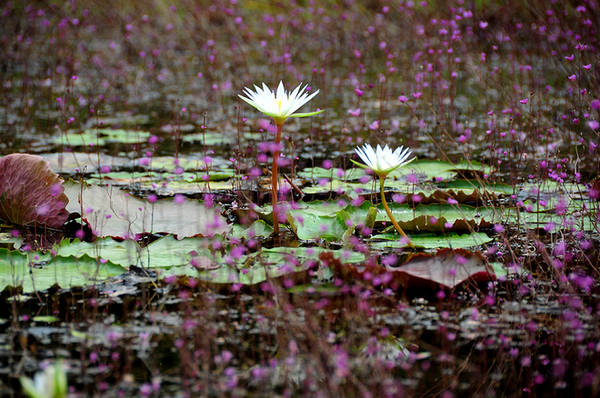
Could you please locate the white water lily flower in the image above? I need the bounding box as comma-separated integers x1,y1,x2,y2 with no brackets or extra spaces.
352,143,414,177
239,81,323,125
20,361,67,398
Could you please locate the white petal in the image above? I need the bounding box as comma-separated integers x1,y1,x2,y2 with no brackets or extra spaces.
276,81,285,100
353,143,415,175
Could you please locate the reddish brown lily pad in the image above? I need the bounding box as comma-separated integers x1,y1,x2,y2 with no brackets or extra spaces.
325,248,495,292
0,153,69,228
388,249,495,289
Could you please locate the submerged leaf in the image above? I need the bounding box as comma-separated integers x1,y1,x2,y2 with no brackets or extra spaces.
0,154,69,228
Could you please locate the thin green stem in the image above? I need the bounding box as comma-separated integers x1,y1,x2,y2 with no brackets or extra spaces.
272,123,283,236
380,176,413,247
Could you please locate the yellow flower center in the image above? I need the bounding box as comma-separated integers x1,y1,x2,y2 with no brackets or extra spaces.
276,99,282,114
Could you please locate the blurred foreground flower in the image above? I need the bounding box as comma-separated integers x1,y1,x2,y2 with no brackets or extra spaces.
20,360,67,398
239,81,323,236
352,143,415,246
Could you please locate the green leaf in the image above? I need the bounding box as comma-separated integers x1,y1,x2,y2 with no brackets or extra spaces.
302,180,374,197
144,235,229,268
0,248,125,293
181,131,235,145
20,376,42,398
231,220,273,240
297,167,366,181
489,262,528,278
371,232,493,249
287,201,360,241
375,203,495,231
161,246,364,285
54,129,151,146
32,315,60,323
288,211,348,241
54,238,143,268
289,109,325,118
435,179,514,195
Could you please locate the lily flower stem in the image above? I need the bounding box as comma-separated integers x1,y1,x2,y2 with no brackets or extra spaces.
379,176,413,247
271,123,283,236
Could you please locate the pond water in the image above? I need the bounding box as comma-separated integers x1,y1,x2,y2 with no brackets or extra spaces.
1,1,599,396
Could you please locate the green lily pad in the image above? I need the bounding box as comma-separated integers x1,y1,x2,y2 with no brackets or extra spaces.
54,129,151,147
389,159,491,182
181,131,235,145
231,220,273,240
134,155,231,171
144,235,233,268
86,169,234,188
288,211,348,241
260,246,365,265
375,203,496,231
489,262,529,278
0,233,22,250
0,248,125,293
298,167,367,181
84,113,151,128
302,180,374,197
370,232,493,249
54,238,143,268
287,200,376,241
32,315,60,323
435,179,513,194
161,246,364,285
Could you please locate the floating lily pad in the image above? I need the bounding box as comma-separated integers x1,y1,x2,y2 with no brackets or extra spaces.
370,232,493,249
489,262,529,278
144,235,232,268
161,246,364,285
375,203,496,232
298,167,367,181
41,152,133,174
133,155,231,171
32,315,60,323
389,159,491,182
181,131,235,145
435,180,513,195
54,129,151,147
135,179,236,195
231,220,273,240
86,170,237,193
53,237,143,268
387,249,495,289
260,246,365,265
288,211,348,241
84,113,151,128
302,180,374,197
63,182,230,238
0,248,125,293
